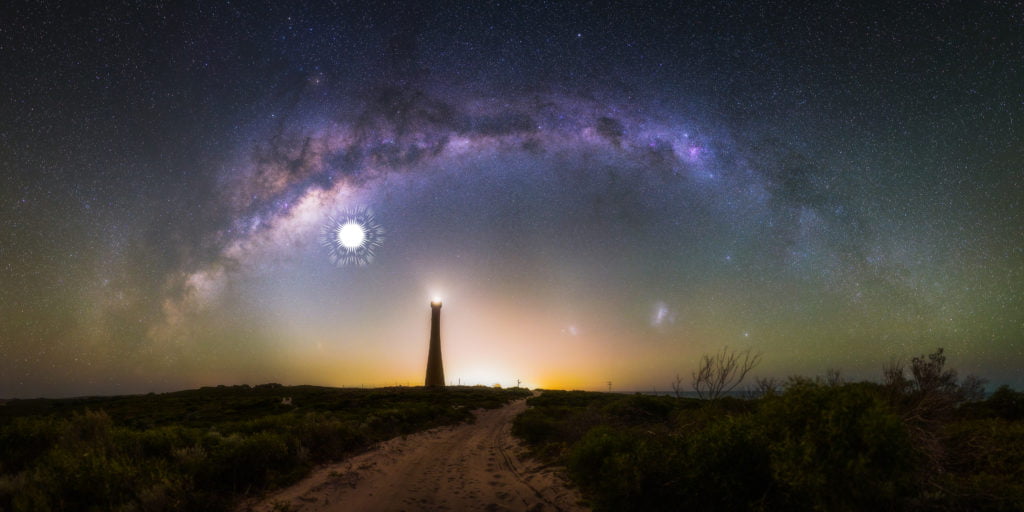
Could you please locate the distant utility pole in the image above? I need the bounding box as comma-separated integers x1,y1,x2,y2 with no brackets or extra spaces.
607,381,612,393
516,379,521,388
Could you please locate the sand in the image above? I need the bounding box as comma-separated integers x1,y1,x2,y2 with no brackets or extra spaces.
240,397,588,512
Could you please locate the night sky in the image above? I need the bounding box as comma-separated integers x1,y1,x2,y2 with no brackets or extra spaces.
2,1,1022,397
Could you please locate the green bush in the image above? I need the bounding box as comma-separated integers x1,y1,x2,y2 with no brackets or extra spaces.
962,385,1024,421
987,386,1024,420
564,415,773,512
679,416,773,511
567,426,678,511
295,414,363,462
512,407,565,445
30,446,142,511
757,381,917,510
514,384,962,511
132,426,200,460
0,416,61,474
941,418,1024,511
525,390,617,409
599,394,677,426
198,431,295,492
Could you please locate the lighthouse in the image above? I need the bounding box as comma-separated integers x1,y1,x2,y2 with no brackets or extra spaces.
424,299,445,387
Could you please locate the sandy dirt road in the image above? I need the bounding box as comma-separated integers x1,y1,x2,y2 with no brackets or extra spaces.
243,398,587,512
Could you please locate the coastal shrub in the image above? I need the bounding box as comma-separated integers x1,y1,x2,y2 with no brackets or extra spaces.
987,385,1024,420
677,415,773,511
0,386,528,511
133,425,199,460
563,415,773,511
0,416,60,474
962,385,1024,421
525,390,616,409
940,418,1024,511
514,377,1024,511
567,426,678,511
31,445,142,510
515,391,617,449
512,407,565,445
295,414,364,462
599,394,677,426
758,380,917,510
198,431,300,492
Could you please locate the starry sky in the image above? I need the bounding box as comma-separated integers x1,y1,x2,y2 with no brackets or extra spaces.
2,1,1022,397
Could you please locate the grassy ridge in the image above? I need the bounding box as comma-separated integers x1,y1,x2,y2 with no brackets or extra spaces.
0,384,530,511
514,384,1024,511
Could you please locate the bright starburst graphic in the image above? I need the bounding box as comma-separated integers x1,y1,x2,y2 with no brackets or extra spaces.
320,207,384,266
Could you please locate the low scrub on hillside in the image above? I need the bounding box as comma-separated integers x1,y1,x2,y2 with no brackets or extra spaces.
0,385,530,511
514,352,1024,511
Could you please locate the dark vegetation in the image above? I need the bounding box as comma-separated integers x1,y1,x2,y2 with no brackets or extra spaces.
515,349,1024,511
0,384,530,511
675,345,761,400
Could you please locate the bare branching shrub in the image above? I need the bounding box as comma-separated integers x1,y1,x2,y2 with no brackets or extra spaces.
740,376,780,399
671,373,685,398
824,368,843,387
902,349,961,487
884,348,990,493
754,377,780,398
691,346,762,400
883,358,907,387
911,348,959,396
959,374,988,403
883,357,909,403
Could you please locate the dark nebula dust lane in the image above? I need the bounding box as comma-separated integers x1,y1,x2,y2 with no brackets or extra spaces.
1,1,1021,397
